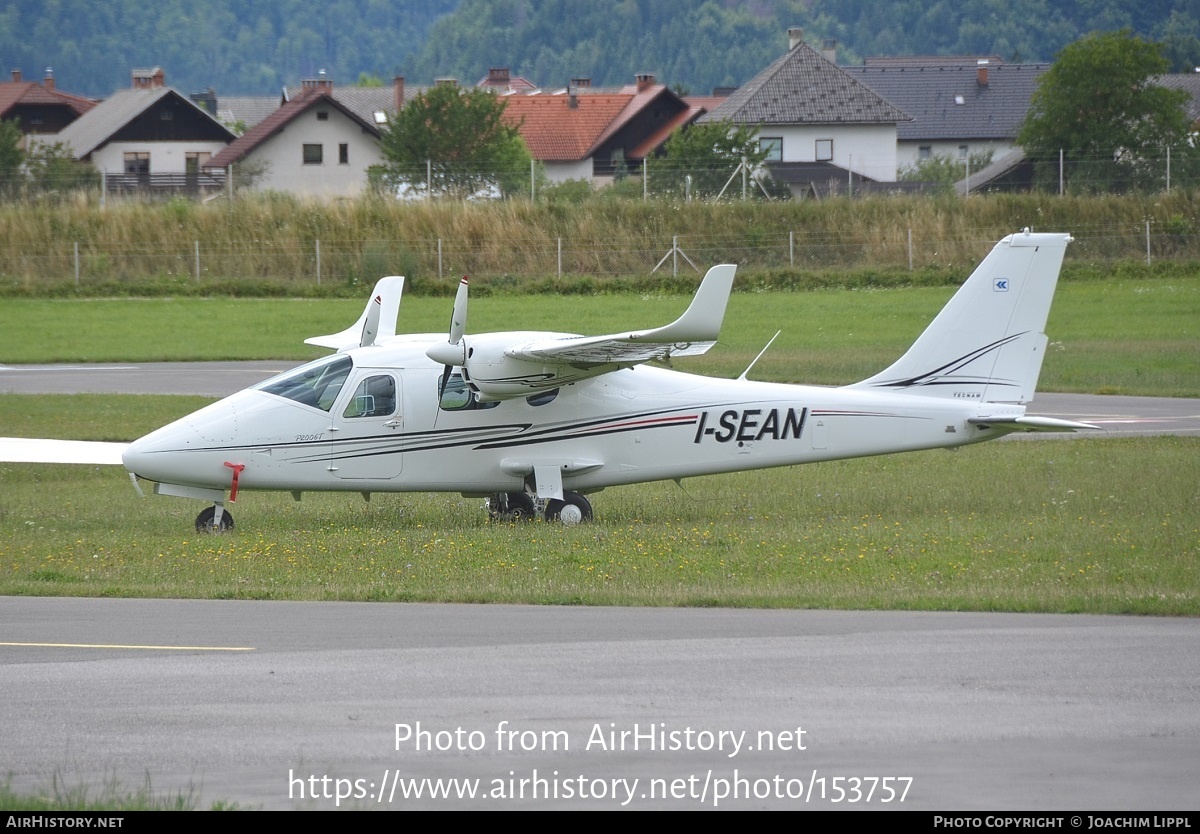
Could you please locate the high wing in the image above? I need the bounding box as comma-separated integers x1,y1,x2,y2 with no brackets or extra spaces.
504,264,737,367
0,437,129,464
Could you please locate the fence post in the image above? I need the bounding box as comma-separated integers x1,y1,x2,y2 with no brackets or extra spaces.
789,231,794,267
74,241,79,286
1146,220,1151,266
742,157,747,201
673,235,678,277
316,239,321,285
438,238,443,279
908,228,913,272
531,159,536,201
643,158,648,202
99,171,105,210
557,237,562,278
1059,150,1064,196
1166,146,1171,194
194,240,200,281
427,160,432,197
228,164,234,202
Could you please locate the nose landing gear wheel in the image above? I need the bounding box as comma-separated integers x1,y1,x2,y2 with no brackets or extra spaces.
543,491,593,526
487,492,536,522
195,506,234,534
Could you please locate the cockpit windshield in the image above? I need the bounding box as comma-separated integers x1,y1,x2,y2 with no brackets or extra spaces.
258,354,353,412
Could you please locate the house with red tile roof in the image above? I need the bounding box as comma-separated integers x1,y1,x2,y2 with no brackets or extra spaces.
500,74,705,184
205,76,384,197
0,68,96,140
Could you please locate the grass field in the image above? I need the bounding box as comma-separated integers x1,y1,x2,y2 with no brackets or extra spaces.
0,395,1196,614
1,274,1197,614
3,275,1198,396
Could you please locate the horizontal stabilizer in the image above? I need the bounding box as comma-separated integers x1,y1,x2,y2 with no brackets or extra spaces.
506,264,736,366
968,415,1100,433
306,276,405,350
0,437,129,465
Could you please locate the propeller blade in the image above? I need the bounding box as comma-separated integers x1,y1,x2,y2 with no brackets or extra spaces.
448,275,469,344
426,275,471,367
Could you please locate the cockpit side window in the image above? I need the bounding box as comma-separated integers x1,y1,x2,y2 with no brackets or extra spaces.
343,374,397,418
259,354,353,412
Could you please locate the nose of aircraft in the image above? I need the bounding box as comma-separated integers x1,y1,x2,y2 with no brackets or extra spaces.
122,398,244,487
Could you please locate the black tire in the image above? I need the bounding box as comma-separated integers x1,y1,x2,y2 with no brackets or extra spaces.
543,491,593,525
195,505,234,534
488,492,536,522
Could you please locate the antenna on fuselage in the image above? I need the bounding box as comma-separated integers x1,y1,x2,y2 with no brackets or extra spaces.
737,330,781,381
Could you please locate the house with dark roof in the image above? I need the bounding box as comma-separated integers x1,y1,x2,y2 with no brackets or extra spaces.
500,74,705,184
1155,72,1200,129
0,68,96,139
205,77,384,197
699,29,911,193
50,68,235,188
842,56,1048,173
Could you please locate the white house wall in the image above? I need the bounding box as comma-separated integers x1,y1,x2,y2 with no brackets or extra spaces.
245,107,384,197
543,158,593,184
897,140,1018,172
91,141,230,175
760,124,899,182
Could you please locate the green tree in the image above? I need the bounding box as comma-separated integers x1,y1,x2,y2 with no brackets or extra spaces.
900,150,995,193
1017,30,1196,193
0,119,25,196
376,84,532,199
655,120,771,200
23,141,99,196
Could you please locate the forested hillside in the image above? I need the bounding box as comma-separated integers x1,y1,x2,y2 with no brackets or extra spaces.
2,0,1197,98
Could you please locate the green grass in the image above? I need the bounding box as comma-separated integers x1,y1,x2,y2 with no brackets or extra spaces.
1,395,1196,614
3,276,1198,396
0,773,237,811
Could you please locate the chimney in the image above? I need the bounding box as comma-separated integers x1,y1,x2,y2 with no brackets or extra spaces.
487,67,510,85
635,72,655,92
435,77,458,87
11,69,21,83
821,38,837,64
132,67,165,89
190,88,217,115
302,70,333,93
43,67,54,90
788,28,805,51
571,77,591,88
977,59,989,87
393,76,405,112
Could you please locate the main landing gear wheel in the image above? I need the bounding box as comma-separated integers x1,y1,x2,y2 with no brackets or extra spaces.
544,491,593,526
487,492,536,522
195,506,234,534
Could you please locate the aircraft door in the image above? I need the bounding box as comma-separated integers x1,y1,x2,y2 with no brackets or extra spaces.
330,371,403,480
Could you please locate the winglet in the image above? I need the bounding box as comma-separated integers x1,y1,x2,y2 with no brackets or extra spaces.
305,276,405,350
630,264,736,343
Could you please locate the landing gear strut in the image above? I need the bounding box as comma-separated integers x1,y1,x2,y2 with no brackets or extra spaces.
543,491,593,526
195,504,234,534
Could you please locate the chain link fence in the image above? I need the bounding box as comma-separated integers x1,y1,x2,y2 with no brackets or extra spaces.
2,224,1194,288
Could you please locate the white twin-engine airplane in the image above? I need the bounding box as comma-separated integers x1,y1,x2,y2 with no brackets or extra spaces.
5,229,1096,532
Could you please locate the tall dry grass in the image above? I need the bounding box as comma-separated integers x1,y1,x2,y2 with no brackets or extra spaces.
0,191,1197,290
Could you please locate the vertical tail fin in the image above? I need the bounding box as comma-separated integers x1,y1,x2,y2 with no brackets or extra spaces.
305,276,405,350
850,230,1071,404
